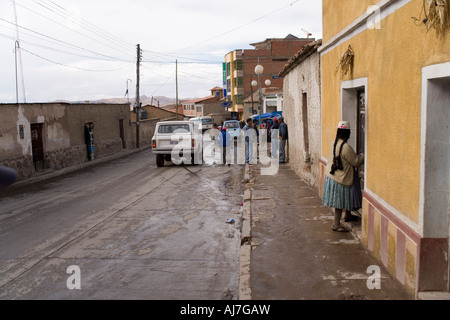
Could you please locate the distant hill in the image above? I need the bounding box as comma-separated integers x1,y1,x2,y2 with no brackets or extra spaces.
97,95,177,107
54,95,195,110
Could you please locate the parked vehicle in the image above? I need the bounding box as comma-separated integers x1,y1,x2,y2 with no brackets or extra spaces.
152,121,200,167
189,116,213,132
222,120,242,140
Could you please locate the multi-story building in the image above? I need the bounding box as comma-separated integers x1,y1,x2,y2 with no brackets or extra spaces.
224,34,314,120
182,87,226,119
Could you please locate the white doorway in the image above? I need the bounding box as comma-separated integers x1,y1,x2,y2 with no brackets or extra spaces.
341,78,368,193
420,62,450,291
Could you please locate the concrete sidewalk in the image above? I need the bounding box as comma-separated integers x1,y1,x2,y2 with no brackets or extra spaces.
239,163,413,300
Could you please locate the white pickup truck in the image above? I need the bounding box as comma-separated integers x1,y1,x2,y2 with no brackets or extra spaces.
151,121,201,167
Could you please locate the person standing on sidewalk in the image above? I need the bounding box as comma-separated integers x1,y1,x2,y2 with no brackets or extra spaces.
278,117,288,163
271,118,280,159
217,127,231,166
243,118,254,164
322,121,364,232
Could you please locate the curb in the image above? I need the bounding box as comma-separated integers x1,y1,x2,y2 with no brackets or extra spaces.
238,163,252,300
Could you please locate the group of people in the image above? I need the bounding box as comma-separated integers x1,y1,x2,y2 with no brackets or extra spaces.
215,117,365,234
242,116,288,164
211,116,289,166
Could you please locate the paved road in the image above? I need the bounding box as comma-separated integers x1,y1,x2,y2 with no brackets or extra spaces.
0,147,244,300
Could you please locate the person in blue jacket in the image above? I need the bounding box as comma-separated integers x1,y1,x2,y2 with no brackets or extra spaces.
217,127,231,166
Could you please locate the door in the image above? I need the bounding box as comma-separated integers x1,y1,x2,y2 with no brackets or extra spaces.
302,92,311,165
356,88,366,189
421,74,450,291
84,123,95,161
31,123,44,171
119,119,125,149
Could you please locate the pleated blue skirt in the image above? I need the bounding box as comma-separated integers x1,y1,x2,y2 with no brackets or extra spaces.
322,176,353,211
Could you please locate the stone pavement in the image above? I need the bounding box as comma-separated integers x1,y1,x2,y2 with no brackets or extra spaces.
239,163,414,300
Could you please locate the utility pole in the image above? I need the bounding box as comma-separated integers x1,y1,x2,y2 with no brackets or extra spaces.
14,41,19,104
175,59,179,120
13,0,26,103
135,44,142,148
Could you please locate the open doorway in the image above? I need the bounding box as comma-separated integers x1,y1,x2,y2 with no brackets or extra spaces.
119,119,126,149
84,122,95,161
356,88,366,189
31,123,44,171
420,63,450,291
341,78,368,214
302,92,311,167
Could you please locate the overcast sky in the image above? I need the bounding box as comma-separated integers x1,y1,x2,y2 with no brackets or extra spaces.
0,0,322,103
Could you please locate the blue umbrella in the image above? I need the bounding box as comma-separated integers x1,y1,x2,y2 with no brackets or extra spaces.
252,111,282,120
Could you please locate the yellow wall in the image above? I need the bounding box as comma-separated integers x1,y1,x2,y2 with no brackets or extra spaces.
322,0,378,43
321,0,450,222
225,51,238,113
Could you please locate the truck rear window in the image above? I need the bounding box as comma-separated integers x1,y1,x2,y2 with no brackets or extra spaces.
158,124,190,134
224,122,239,129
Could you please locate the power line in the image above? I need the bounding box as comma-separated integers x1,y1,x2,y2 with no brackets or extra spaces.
170,0,302,53
0,17,133,62
142,49,222,64
11,0,134,59
35,0,134,51
0,24,130,62
21,46,131,72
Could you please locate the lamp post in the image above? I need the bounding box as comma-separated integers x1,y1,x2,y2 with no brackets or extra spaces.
254,65,264,128
251,80,257,116
254,64,271,128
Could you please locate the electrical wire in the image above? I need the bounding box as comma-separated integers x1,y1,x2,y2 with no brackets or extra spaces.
142,49,223,64
0,24,129,62
0,17,133,62
21,46,131,72
34,0,135,52
149,71,175,96
170,0,301,53
11,0,134,59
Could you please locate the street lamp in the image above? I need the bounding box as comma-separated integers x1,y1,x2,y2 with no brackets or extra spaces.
255,64,264,128
254,65,272,127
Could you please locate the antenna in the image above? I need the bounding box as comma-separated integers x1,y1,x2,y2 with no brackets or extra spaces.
301,29,312,39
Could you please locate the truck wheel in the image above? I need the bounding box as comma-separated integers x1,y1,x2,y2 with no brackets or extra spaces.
156,154,165,167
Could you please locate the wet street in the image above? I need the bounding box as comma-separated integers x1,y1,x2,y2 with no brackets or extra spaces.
0,146,244,300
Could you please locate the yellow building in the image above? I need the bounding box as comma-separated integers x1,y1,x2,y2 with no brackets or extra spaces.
319,0,450,297
224,50,245,119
